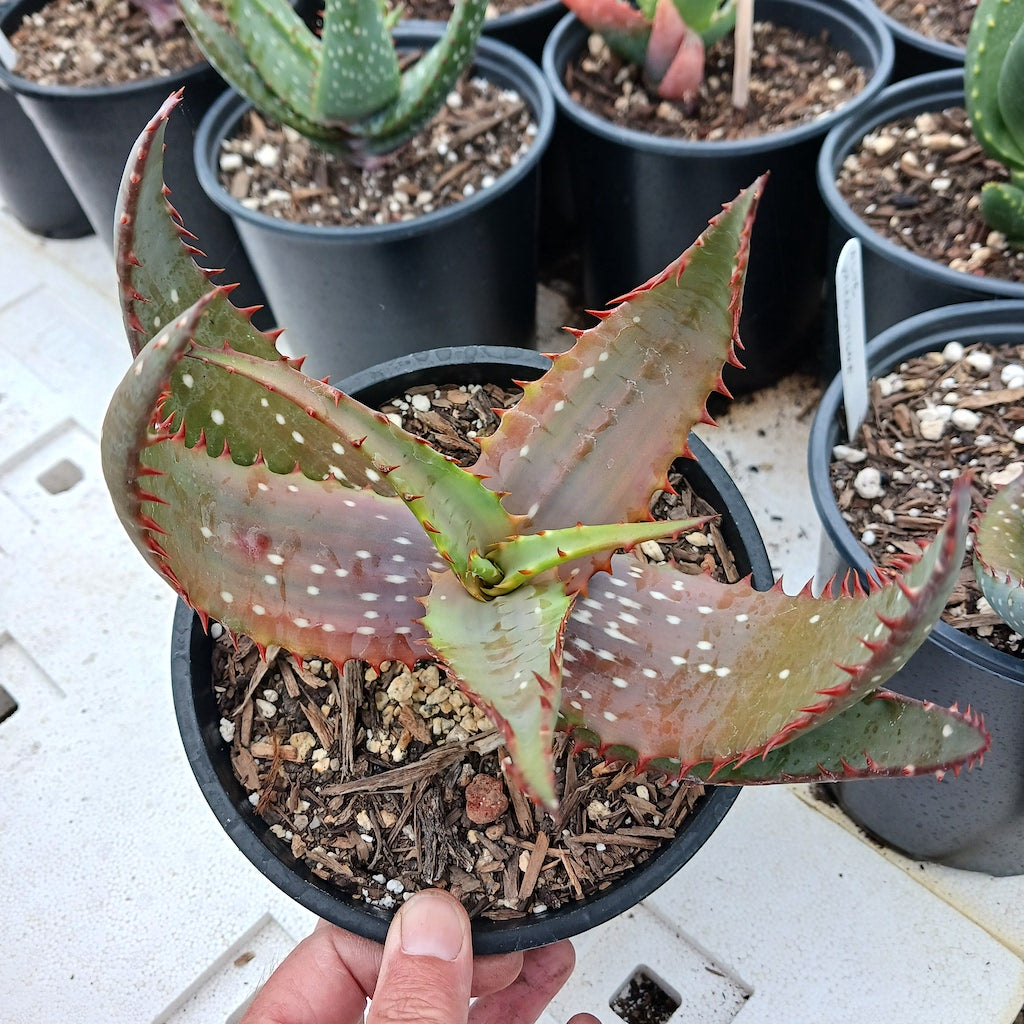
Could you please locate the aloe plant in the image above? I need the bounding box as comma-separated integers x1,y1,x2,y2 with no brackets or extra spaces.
102,94,989,809
974,473,1024,634
560,0,753,104
966,0,1024,247
178,0,487,164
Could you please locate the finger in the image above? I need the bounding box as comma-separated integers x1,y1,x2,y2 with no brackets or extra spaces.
469,939,578,1024
239,924,379,1024
313,915,525,998
366,889,474,1024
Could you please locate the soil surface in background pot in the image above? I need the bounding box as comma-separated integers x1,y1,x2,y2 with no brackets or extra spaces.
828,341,1024,658
217,71,536,227
835,107,1024,286
210,379,745,920
8,0,204,85
875,0,977,50
564,22,866,142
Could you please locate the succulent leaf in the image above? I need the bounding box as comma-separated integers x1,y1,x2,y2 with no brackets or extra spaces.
974,473,1024,633
560,0,652,66
667,693,989,784
980,180,1024,246
472,177,761,543
558,476,972,773
223,0,323,122
421,570,573,809
188,344,519,589
178,0,337,145
967,0,1024,170
351,0,488,153
101,295,435,667
315,0,402,123
483,516,711,596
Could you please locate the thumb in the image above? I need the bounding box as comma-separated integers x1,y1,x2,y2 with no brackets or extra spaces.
366,889,473,1024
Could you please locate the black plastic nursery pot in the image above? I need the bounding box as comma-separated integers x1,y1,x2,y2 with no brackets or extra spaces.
0,58,90,238
481,0,563,66
193,28,556,384
817,69,1024,383
861,0,965,81
171,345,773,953
808,302,1024,876
0,0,269,313
541,0,894,395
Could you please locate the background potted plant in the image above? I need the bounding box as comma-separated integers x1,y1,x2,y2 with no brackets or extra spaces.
0,0,269,311
541,0,894,393
809,300,1024,875
99,96,990,948
181,0,554,381
817,0,1024,381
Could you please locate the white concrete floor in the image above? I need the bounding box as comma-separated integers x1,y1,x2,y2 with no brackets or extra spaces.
2,205,1024,1023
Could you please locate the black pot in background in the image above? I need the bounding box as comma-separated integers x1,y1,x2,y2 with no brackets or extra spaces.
172,345,773,952
0,0,270,316
817,69,1024,383
0,10,90,240
194,29,555,383
483,0,563,65
541,0,894,395
808,302,1024,876
861,0,965,81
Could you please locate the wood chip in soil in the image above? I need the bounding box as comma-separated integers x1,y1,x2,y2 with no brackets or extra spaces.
8,0,204,86
209,380,748,920
875,0,977,50
564,21,866,142
834,106,1024,286
217,71,536,228
829,340,1024,657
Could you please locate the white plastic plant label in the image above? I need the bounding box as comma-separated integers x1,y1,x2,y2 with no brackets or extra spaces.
835,237,869,441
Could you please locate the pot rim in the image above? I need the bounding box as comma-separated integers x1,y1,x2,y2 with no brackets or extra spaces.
193,26,555,243
0,0,211,99
816,68,1024,300
540,0,894,158
170,344,773,953
864,0,965,63
483,0,563,31
809,299,1024,685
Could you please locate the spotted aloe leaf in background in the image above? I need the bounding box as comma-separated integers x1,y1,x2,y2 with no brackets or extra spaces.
102,98,991,809
974,473,1024,634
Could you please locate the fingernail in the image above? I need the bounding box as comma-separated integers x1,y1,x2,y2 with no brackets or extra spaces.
399,891,466,961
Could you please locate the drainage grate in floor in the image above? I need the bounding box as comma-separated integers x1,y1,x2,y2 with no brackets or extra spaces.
610,966,682,1024
0,685,16,723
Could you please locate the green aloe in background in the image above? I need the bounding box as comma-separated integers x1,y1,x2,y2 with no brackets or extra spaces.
179,0,488,163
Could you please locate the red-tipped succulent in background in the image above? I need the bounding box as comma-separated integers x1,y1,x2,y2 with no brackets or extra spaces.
560,0,754,105
101,95,988,809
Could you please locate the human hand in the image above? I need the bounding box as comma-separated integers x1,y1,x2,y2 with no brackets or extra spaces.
240,887,602,1024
